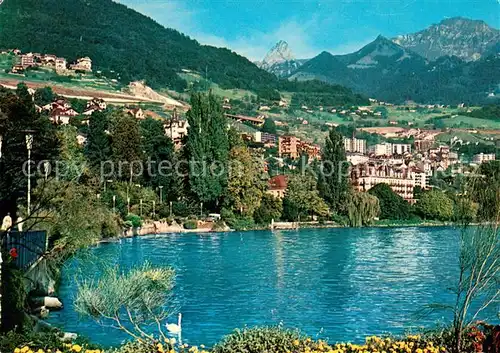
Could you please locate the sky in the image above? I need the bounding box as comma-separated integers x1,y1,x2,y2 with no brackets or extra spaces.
117,0,500,61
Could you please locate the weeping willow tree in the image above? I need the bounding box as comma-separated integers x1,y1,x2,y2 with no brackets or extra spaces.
347,191,380,227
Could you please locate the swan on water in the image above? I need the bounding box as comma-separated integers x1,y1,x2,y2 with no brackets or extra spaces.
166,313,182,334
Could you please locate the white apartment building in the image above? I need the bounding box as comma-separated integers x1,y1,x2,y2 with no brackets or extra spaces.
344,137,367,154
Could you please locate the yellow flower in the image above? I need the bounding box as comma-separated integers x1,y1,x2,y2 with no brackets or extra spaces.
293,340,300,346
20,347,30,353
71,345,82,353
14,348,21,353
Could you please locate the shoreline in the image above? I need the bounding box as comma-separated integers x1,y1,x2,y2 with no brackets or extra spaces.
99,220,459,243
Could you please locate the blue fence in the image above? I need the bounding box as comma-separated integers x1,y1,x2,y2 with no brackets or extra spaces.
3,230,47,270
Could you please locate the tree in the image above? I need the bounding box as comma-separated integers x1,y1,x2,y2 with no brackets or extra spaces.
261,118,277,134
253,193,283,225
85,111,111,171
75,263,176,343
57,125,88,182
225,146,266,216
416,190,454,221
347,191,380,227
368,183,412,220
285,174,329,220
140,118,178,201
34,87,55,106
471,161,500,221
0,88,59,220
318,128,350,214
185,92,229,208
109,112,143,182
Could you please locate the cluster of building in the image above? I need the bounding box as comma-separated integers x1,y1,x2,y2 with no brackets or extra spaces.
278,135,321,160
38,97,106,125
5,49,92,74
342,135,497,203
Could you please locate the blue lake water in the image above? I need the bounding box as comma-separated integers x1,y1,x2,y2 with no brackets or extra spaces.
47,227,493,347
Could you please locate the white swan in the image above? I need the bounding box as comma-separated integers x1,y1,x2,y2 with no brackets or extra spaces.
166,313,182,334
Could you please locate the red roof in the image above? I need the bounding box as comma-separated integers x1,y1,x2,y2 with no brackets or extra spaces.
268,175,288,190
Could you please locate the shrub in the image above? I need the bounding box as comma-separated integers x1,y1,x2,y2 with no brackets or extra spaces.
1,330,101,353
213,326,307,353
1,261,27,331
225,216,256,231
125,213,143,228
183,220,198,229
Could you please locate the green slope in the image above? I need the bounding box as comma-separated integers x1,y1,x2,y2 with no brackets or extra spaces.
0,0,368,107
0,0,278,91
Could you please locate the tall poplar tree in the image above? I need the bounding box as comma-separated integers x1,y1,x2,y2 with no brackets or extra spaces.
318,128,350,214
85,111,111,171
185,92,229,209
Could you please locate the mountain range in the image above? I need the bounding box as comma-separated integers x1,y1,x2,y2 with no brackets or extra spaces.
0,0,498,105
260,18,500,104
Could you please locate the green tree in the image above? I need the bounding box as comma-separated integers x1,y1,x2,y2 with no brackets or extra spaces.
285,174,329,220
225,146,266,216
368,183,412,220
185,92,229,208
347,191,380,227
253,194,283,225
318,128,349,214
85,111,111,171
109,112,143,182
15,82,33,107
0,88,59,219
34,87,55,106
57,125,88,181
140,118,178,201
261,118,277,134
75,263,175,343
471,161,500,221
416,190,454,221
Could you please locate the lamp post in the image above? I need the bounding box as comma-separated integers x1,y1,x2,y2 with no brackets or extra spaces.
104,179,113,193
25,133,34,214
158,186,164,204
0,134,3,160
113,195,116,213
43,161,50,180
127,197,131,214
153,200,156,218
169,201,173,217
140,199,143,217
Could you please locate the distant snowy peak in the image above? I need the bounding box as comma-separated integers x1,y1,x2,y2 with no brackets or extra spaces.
261,40,295,66
259,40,306,78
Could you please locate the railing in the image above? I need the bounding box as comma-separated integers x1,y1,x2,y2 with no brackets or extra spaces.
3,230,47,270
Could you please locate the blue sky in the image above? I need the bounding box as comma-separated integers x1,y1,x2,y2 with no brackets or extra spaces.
117,0,500,61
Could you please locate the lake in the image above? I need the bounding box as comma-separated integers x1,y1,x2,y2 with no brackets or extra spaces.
48,227,483,347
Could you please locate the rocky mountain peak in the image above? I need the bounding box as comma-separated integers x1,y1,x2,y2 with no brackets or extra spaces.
261,40,295,66
392,17,499,61
259,40,306,78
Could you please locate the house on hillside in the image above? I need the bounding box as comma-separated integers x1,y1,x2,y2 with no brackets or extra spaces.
164,119,189,148
50,108,78,125
126,108,145,120
55,58,67,72
70,57,92,72
267,175,288,199
20,53,35,68
87,97,107,110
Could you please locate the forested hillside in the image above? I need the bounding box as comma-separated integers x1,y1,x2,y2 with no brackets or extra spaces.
0,0,368,106
0,0,277,91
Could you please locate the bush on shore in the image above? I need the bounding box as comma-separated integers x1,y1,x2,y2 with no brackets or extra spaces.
11,325,496,353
